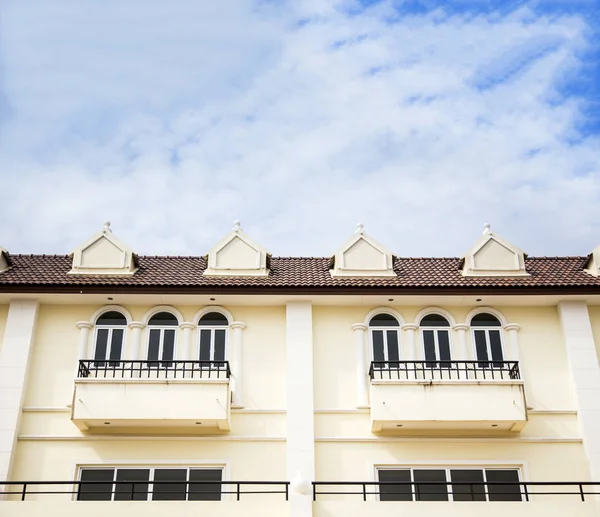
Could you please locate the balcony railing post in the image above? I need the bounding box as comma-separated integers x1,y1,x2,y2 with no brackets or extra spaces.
21,483,27,501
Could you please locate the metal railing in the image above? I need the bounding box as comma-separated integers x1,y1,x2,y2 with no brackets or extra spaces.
1,480,289,501
369,361,520,381
312,481,600,502
78,360,231,380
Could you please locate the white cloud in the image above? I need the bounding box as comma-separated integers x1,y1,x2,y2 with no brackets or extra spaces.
0,0,598,258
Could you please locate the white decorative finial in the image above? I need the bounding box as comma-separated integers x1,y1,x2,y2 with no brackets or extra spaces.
483,223,491,235
356,223,364,234
103,221,112,233
233,220,241,232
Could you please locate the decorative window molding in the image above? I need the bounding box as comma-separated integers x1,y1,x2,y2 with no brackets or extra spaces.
141,306,184,326
69,222,138,276
89,305,133,326
0,246,11,273
461,224,528,277
203,221,270,277
193,306,234,325
331,224,396,278
414,307,456,327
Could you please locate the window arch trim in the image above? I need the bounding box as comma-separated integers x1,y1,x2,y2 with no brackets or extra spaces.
414,307,456,328
193,306,234,326
363,307,405,328
465,307,508,328
89,305,132,326
141,306,184,326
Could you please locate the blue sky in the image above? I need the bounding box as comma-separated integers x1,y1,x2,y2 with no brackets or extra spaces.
0,0,598,257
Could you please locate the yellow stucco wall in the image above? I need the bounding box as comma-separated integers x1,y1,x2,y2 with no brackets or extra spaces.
587,305,600,361
0,303,9,352
8,300,588,487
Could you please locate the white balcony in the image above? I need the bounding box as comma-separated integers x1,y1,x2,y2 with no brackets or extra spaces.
0,501,289,517
369,361,527,433
71,360,231,431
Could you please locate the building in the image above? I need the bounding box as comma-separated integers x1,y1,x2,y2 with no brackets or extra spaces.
1,221,600,517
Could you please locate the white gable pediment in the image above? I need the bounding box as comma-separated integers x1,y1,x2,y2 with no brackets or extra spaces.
462,224,528,277
204,221,269,277
0,246,10,273
331,224,396,277
70,222,137,276
585,245,600,277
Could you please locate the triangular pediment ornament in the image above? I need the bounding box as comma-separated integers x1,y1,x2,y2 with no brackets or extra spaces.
203,221,270,277
462,223,528,277
584,245,600,277
0,246,10,273
69,222,137,275
331,224,396,277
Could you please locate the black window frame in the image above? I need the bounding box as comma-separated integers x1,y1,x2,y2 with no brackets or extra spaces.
77,466,224,501
377,467,522,502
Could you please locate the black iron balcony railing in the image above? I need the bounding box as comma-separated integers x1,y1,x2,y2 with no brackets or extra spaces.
369,360,520,381
312,481,600,502
78,360,231,380
0,480,289,501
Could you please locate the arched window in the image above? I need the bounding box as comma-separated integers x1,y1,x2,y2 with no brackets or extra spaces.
369,313,400,366
420,314,451,367
198,312,229,365
93,311,127,366
471,313,504,365
147,312,178,366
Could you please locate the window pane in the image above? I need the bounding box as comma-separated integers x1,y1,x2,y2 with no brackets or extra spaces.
489,330,504,362
199,329,212,361
114,469,150,501
450,470,486,501
147,329,161,362
420,314,450,327
372,330,385,363
423,330,437,362
214,330,226,362
474,330,489,363
148,312,179,326
94,329,109,362
162,329,176,362
438,331,451,362
387,330,400,362
199,312,228,326
378,470,412,501
152,469,187,501
486,470,522,501
96,312,127,326
189,469,223,501
369,314,399,327
471,313,501,327
413,470,448,501
78,469,114,501
109,329,124,363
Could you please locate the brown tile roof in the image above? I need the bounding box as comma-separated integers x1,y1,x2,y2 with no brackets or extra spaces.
0,254,599,294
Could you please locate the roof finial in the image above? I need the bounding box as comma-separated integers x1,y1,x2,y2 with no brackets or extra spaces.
482,222,491,235
233,220,241,233
103,221,112,233
356,223,364,235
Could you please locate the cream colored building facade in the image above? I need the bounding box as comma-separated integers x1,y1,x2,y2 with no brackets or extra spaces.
1,222,600,516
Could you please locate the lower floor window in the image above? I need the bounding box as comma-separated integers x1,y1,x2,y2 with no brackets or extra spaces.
378,468,522,502
78,467,223,501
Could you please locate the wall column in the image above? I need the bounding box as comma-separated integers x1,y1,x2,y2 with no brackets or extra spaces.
557,301,600,480
452,324,469,360
0,300,39,485
128,321,146,360
402,323,418,360
230,321,247,408
178,322,195,361
351,323,369,408
75,321,93,359
286,301,314,517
